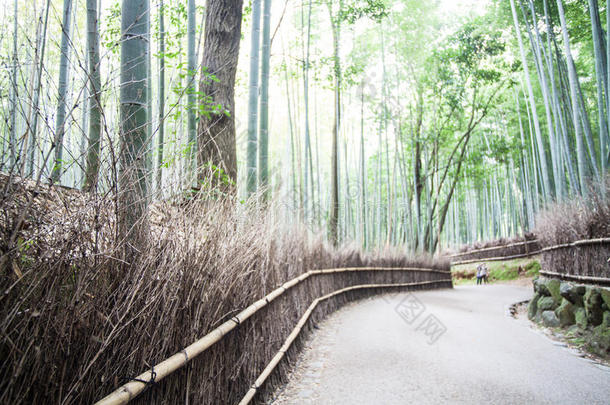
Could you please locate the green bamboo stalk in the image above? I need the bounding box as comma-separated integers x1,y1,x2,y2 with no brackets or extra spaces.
50,0,74,183
246,0,261,195
258,0,272,198
83,0,102,191
119,0,150,243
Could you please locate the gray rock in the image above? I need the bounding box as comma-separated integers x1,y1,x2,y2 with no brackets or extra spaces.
541,311,560,328
528,293,540,320
574,307,588,329
546,279,562,304
555,299,575,327
603,311,610,328
535,277,551,297
587,324,610,357
600,288,610,310
538,296,557,312
584,288,604,327
560,282,584,306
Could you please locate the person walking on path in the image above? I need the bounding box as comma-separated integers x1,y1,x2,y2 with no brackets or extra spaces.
476,265,483,285
482,263,489,284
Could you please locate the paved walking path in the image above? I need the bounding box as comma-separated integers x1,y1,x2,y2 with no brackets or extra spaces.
272,284,610,404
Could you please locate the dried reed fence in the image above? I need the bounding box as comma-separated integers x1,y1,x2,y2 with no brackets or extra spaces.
0,174,451,404
446,239,541,265
535,182,610,283
97,269,451,405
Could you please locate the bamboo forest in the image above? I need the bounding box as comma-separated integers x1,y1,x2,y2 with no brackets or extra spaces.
1,0,609,404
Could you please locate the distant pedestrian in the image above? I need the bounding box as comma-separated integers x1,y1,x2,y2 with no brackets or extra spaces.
482,264,489,284
476,265,483,285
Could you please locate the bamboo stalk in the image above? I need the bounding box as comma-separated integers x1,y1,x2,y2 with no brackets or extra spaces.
94,267,449,405
238,279,452,405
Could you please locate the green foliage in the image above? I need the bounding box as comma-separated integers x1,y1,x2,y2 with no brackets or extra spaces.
340,0,388,23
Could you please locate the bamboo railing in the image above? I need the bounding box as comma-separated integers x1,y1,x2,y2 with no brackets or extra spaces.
95,267,451,405
446,239,540,260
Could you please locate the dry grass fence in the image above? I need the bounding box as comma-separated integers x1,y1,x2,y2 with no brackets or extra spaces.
0,174,450,404
535,182,610,281
446,239,540,265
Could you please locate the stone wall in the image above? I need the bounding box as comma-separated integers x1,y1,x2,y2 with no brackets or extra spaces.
528,277,610,358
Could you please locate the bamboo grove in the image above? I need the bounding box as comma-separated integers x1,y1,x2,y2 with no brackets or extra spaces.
0,0,608,253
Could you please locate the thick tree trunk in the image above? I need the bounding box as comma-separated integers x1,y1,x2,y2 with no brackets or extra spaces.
197,0,243,188
119,0,150,246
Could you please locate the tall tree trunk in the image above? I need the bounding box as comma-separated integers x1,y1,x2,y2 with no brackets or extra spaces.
50,0,73,183
197,0,243,188
556,0,588,194
328,1,342,246
258,0,271,198
187,0,197,175
588,0,608,175
359,86,367,248
8,0,19,169
83,0,102,191
156,0,165,192
26,0,50,178
246,0,261,195
510,0,552,199
521,0,562,198
119,0,150,246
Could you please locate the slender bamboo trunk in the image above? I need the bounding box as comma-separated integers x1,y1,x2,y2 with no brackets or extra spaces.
510,0,552,200
8,0,19,169
328,1,342,246
27,0,50,178
588,0,608,178
187,0,197,176
51,0,74,183
83,0,103,191
246,0,261,195
556,0,588,195
258,0,271,198
156,0,165,193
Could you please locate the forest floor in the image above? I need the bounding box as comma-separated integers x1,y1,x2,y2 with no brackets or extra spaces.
270,285,610,404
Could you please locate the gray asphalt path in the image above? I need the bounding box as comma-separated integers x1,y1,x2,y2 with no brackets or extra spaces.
272,284,610,404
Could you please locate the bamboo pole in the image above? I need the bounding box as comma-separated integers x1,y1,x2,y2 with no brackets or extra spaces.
539,270,610,286
94,267,450,405
446,240,540,259
449,238,610,266
238,279,451,405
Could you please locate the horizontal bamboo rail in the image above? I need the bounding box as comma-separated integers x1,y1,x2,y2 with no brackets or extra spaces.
446,240,539,259
450,251,542,266
538,237,610,252
449,237,610,266
95,267,450,405
237,279,451,405
539,271,610,286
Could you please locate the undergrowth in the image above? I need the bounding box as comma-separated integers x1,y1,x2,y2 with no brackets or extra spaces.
0,174,449,404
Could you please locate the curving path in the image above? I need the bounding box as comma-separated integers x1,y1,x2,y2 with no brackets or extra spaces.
271,284,610,404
